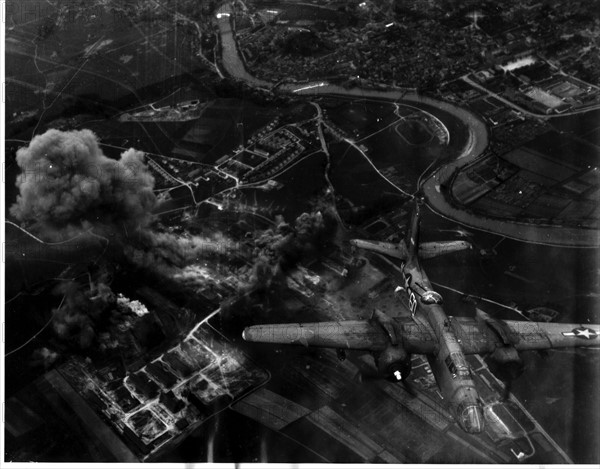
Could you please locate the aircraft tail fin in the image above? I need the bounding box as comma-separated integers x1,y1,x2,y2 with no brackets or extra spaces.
405,199,422,262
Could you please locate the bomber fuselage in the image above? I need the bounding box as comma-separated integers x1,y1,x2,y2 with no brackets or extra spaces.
402,258,484,433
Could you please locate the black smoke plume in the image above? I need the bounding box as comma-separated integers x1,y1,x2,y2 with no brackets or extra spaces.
51,268,116,350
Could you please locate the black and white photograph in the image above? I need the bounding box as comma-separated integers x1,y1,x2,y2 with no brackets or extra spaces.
2,0,599,465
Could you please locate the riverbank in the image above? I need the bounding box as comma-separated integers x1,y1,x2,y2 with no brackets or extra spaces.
214,3,598,247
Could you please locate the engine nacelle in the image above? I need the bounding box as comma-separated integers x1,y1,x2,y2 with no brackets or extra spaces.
377,345,412,381
488,346,524,381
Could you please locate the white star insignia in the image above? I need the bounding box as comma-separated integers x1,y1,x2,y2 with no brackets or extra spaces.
562,327,599,339
576,328,594,339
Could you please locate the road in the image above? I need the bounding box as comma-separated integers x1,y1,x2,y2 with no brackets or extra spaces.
213,1,598,248
461,74,600,119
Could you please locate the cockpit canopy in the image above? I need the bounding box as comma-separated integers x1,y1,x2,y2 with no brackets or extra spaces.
420,290,443,305
458,404,484,434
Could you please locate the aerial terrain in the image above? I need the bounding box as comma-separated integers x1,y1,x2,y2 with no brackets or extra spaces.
3,0,600,463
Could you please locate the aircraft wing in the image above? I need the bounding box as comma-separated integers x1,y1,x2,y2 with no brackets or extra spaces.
452,317,600,354
242,318,437,354
243,321,390,351
243,317,599,355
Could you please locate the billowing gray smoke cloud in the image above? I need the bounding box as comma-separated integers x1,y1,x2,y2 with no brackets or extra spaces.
123,230,241,282
9,129,249,356
10,129,156,239
10,129,341,353
222,208,339,321
244,209,337,292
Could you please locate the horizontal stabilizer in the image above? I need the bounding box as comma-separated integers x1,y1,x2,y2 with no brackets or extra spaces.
419,240,472,259
350,239,471,260
349,239,407,260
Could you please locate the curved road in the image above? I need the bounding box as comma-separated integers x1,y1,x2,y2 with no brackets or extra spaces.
215,2,598,247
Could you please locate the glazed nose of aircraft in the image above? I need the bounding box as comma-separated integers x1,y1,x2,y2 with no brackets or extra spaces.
460,405,484,433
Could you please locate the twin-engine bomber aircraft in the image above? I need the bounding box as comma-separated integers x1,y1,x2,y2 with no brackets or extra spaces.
242,200,600,434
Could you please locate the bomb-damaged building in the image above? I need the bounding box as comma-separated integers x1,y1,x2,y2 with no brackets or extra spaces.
5,128,349,461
